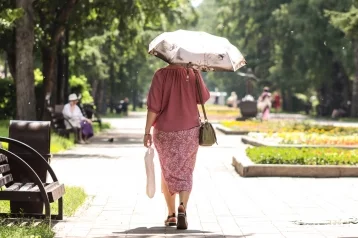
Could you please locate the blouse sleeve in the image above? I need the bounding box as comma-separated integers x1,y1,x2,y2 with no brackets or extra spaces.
196,72,211,104
62,104,71,119
147,71,163,114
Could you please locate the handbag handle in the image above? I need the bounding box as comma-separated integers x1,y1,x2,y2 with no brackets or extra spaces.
194,70,208,121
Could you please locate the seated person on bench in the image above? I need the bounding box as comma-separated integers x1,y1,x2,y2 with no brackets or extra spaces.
62,94,93,144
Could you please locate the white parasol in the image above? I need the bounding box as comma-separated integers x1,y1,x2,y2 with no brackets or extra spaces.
148,29,246,72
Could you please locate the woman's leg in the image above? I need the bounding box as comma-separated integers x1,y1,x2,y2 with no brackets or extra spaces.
179,191,190,209
78,128,85,143
161,173,176,215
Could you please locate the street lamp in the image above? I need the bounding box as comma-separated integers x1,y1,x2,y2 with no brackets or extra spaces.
237,68,260,95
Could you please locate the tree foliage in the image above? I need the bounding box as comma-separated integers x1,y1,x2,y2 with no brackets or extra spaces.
196,0,355,114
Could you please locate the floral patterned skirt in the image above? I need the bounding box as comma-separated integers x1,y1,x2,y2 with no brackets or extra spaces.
153,127,199,195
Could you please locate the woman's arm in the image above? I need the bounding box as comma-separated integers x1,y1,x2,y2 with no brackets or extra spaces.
145,110,157,134
76,106,92,123
143,110,157,148
144,71,162,147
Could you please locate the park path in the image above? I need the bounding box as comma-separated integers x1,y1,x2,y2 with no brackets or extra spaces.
51,112,358,238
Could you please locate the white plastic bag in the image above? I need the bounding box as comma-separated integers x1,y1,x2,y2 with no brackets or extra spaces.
144,146,156,198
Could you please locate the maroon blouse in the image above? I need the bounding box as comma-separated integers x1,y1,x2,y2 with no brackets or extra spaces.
147,65,210,132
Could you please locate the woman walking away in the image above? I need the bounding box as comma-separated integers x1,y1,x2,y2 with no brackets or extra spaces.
143,64,210,230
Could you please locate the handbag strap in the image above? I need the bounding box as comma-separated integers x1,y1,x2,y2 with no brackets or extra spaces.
194,70,208,121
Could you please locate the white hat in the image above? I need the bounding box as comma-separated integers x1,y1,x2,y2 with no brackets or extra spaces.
68,94,78,101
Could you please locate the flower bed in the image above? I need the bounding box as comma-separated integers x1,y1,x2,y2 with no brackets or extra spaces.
246,147,358,165
221,120,358,134
247,132,358,146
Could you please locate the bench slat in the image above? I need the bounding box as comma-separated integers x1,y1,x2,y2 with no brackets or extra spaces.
44,181,59,191
0,182,65,203
5,183,22,191
19,183,35,191
0,154,7,164
28,182,59,192
46,183,65,203
0,175,13,187
0,164,10,174
29,185,39,192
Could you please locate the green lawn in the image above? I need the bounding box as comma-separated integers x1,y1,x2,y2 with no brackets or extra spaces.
0,186,88,238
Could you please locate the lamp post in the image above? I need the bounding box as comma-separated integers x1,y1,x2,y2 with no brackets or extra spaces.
237,68,260,95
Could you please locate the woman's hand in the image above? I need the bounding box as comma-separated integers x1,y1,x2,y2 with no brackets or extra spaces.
86,119,92,124
143,134,152,148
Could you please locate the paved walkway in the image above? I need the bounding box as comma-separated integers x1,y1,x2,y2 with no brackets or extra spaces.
52,112,358,238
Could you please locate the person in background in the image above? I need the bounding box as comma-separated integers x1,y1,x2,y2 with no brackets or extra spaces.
257,87,272,120
122,97,129,116
273,92,281,113
62,94,93,144
143,64,210,230
226,91,238,108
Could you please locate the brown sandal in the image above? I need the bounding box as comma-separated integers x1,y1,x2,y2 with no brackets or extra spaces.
177,202,188,230
165,213,177,226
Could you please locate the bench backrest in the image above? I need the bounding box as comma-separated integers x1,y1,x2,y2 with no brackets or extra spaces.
54,105,65,118
0,153,14,187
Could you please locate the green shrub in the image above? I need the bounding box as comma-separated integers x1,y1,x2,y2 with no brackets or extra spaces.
69,75,93,104
0,78,16,120
50,134,74,153
246,147,358,165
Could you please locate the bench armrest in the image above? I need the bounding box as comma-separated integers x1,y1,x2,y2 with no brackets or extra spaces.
0,137,59,183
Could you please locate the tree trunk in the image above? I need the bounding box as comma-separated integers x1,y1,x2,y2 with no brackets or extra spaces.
15,0,36,120
3,52,8,78
92,79,99,103
351,40,358,117
63,26,70,103
56,34,66,104
38,0,78,116
42,46,57,105
109,62,115,113
283,89,293,112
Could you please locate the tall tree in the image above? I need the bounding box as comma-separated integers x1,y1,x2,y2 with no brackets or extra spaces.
326,5,358,116
15,0,36,120
35,0,78,109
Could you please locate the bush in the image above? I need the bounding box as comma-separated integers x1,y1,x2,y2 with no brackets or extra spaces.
69,75,94,104
0,78,16,120
246,147,358,165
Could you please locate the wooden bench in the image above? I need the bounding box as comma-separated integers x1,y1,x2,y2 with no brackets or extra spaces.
0,137,65,222
46,105,77,141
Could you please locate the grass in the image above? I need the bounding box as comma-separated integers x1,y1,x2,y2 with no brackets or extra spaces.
0,185,88,238
93,122,111,133
0,223,55,238
50,134,75,153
